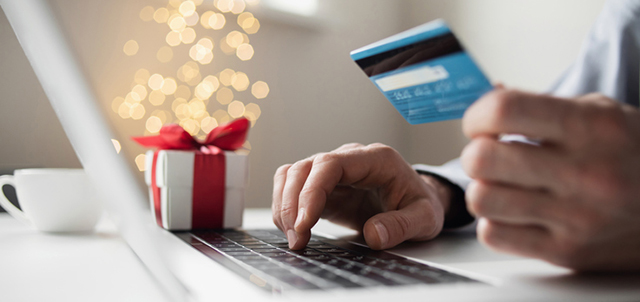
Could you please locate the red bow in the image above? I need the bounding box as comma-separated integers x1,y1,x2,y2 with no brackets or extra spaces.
132,117,249,229
132,117,249,153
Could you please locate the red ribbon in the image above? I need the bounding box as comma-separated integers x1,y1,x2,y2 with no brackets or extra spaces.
133,118,249,229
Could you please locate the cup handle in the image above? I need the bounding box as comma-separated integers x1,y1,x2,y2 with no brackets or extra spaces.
0,175,31,225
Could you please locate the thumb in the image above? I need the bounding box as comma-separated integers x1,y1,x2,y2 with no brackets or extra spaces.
363,201,442,250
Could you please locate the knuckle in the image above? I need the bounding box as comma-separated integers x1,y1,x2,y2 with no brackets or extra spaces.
339,142,364,150
367,143,395,155
461,138,495,178
595,106,629,142
274,164,292,180
367,143,402,164
465,182,490,216
312,152,337,166
280,203,297,222
476,220,499,248
287,160,311,177
489,90,519,123
298,185,317,202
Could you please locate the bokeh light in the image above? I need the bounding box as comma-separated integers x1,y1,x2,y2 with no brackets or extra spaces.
219,37,236,55
184,12,200,27
149,90,166,106
195,76,220,100
123,40,139,56
161,77,178,95
168,15,187,32
130,103,146,120
200,11,214,29
180,27,197,44
216,87,234,105
231,72,249,91
166,31,181,46
237,12,255,29
231,0,246,14
244,102,261,121
146,116,163,133
177,61,201,84
212,109,231,124
243,17,260,34
215,0,234,13
175,85,192,100
179,1,196,17
112,96,124,113
120,2,269,163
208,13,226,30
172,98,188,112
228,100,245,118
148,73,164,90
226,31,245,48
219,68,235,86
139,6,155,22
189,38,214,64
180,118,200,135
236,43,254,60
135,154,147,171
131,85,148,101
157,46,174,62
111,139,122,154
153,8,170,23
251,81,269,99
201,116,219,133
134,68,150,85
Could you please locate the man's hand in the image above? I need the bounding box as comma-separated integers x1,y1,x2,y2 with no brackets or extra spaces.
461,89,640,271
272,143,450,250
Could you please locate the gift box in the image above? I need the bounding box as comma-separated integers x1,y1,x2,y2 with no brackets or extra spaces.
134,118,250,231
144,149,248,230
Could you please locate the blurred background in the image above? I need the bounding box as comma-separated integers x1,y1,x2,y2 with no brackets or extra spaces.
0,0,606,209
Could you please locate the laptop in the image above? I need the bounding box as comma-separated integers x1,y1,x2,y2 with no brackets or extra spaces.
4,0,640,301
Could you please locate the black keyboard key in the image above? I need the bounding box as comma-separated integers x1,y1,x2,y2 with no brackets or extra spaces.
306,269,362,288
261,252,291,258
275,275,321,290
184,229,480,291
252,248,281,254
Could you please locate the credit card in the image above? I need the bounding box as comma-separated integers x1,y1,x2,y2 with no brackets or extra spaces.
350,19,493,124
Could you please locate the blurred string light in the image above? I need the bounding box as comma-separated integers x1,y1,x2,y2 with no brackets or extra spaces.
116,0,270,171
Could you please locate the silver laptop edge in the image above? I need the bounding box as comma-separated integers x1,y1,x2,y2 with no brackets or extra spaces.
0,1,188,301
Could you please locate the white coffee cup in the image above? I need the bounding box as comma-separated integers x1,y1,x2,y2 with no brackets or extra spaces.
0,169,102,233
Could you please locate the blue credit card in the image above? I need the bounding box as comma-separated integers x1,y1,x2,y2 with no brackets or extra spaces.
350,19,493,124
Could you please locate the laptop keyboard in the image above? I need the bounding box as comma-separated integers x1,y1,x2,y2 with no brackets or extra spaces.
179,229,478,291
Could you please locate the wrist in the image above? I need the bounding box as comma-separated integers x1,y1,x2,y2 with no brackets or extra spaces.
416,170,475,229
419,174,452,218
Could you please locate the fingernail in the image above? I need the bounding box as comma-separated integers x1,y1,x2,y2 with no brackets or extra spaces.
373,222,388,247
287,229,298,249
294,208,305,229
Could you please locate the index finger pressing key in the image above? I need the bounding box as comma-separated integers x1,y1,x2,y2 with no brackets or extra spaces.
291,145,403,249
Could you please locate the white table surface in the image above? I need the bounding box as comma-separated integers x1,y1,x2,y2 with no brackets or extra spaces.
0,209,358,302
2,209,640,302
0,212,165,302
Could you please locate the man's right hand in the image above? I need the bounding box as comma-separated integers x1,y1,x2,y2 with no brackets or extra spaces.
271,143,451,250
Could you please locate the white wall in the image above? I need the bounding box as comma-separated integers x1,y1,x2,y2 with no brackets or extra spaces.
0,0,607,208
403,0,606,166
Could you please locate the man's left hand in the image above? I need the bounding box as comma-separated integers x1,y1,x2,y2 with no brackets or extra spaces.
461,89,640,271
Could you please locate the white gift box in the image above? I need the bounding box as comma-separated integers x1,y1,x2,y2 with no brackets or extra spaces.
144,150,248,230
